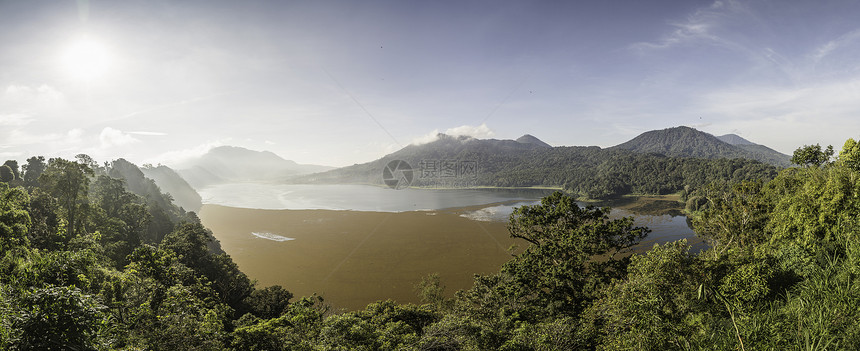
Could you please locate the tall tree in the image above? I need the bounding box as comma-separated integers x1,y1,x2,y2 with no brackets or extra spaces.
39,158,93,238
22,156,46,186
2,160,19,180
0,165,13,183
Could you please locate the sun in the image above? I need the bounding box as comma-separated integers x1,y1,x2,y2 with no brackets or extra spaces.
60,36,112,82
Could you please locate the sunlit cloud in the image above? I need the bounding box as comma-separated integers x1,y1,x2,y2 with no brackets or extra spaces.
128,131,168,136
99,127,139,148
411,123,495,145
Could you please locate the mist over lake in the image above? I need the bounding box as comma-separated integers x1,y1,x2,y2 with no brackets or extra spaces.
198,183,558,211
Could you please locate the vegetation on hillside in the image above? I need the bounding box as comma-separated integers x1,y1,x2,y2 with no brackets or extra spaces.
298,133,779,200
2,138,858,349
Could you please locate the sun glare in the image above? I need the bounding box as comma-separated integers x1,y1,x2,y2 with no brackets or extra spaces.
60,36,111,82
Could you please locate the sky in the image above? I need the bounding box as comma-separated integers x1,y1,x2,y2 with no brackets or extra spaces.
2,0,860,168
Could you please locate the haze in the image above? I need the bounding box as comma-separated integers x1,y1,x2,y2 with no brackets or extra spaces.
2,0,859,167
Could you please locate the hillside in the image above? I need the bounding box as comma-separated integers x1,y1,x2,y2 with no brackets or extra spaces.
716,133,756,145
141,164,203,212
176,146,334,189
612,126,791,166
717,133,791,167
291,131,778,198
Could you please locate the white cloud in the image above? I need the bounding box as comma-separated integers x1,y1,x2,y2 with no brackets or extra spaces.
811,28,860,63
0,113,32,126
696,77,860,153
128,131,168,136
630,0,746,51
445,123,495,138
99,127,139,148
3,84,66,106
411,123,495,145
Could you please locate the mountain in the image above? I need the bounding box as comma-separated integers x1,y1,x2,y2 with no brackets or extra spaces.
176,146,335,189
716,133,791,167
291,133,552,186
611,126,791,167
290,131,779,199
716,133,755,145
140,164,203,212
516,134,552,148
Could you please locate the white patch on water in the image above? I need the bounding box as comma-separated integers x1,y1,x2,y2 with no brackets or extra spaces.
251,232,295,242
460,201,540,222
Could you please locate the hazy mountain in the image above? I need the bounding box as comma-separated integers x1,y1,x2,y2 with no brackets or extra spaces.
611,126,790,167
716,133,755,145
140,164,203,212
177,146,335,189
291,133,548,185
515,134,552,148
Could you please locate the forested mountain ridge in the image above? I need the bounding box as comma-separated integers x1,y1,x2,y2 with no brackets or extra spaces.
292,128,781,198
0,155,292,349
612,126,791,166
140,163,203,212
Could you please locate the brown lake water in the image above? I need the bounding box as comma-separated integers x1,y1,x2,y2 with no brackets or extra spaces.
198,184,701,311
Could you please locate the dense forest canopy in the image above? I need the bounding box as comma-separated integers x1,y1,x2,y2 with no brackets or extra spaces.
1,137,859,349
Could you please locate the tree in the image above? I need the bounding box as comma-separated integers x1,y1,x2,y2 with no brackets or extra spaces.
243,285,294,319
39,158,94,238
791,144,834,168
0,165,13,183
3,160,19,180
840,138,860,172
22,156,46,186
11,286,105,350
0,184,31,251
474,192,649,319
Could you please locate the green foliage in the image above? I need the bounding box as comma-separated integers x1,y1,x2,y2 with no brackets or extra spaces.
415,273,450,311
10,285,105,350
0,184,31,252
0,165,13,183
791,144,834,168
3,160,20,180
22,156,45,186
840,138,860,171
39,158,93,238
503,191,649,317
5,145,860,349
586,240,702,350
243,285,293,319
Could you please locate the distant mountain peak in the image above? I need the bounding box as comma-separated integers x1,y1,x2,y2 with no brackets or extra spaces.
610,126,790,167
175,145,334,189
515,134,552,148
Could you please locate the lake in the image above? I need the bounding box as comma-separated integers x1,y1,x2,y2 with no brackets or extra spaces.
198,184,701,311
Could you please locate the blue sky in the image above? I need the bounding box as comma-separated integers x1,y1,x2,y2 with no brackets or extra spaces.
2,0,860,167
